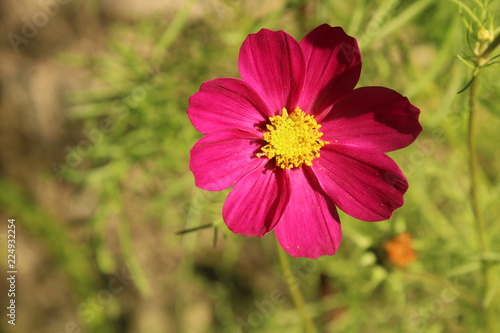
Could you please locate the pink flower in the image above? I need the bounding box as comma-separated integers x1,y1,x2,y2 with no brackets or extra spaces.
187,24,422,258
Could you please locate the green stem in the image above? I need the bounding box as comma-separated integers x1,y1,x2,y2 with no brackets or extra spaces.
468,76,486,252
479,33,500,61
276,240,317,333
467,73,495,333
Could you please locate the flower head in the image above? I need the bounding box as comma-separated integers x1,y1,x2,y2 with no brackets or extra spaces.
187,24,422,258
383,232,417,268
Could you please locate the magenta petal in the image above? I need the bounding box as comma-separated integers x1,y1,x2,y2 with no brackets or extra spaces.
321,87,422,152
190,129,266,191
187,78,271,134
223,165,290,237
313,145,408,222
274,168,342,259
298,24,361,119
238,29,305,113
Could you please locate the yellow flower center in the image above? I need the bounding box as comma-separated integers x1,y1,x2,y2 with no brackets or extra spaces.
257,107,329,169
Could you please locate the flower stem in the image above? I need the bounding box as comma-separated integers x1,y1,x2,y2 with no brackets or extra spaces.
467,76,486,252
467,73,496,333
479,33,500,62
276,240,317,333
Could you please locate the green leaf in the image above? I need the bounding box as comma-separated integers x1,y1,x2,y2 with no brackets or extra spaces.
457,74,477,93
176,223,213,235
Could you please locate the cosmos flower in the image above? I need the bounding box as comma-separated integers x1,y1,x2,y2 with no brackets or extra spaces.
383,232,417,268
187,24,422,258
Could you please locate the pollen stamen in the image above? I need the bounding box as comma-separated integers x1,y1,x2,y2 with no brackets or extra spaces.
258,107,328,169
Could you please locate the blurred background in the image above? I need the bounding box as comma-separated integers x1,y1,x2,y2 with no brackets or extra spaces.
1,0,499,332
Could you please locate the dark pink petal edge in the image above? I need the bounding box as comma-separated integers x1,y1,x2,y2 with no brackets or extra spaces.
298,24,361,120
187,78,271,135
274,167,342,258
313,144,408,222
321,86,422,152
190,129,266,191
223,164,290,237
238,28,305,114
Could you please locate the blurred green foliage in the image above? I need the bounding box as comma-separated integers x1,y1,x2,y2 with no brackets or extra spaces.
2,0,500,332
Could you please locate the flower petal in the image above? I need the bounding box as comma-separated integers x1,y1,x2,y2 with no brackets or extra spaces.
190,129,266,191
298,24,361,119
223,165,290,237
313,144,408,222
321,87,422,152
187,78,271,134
238,28,305,114
274,167,342,259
